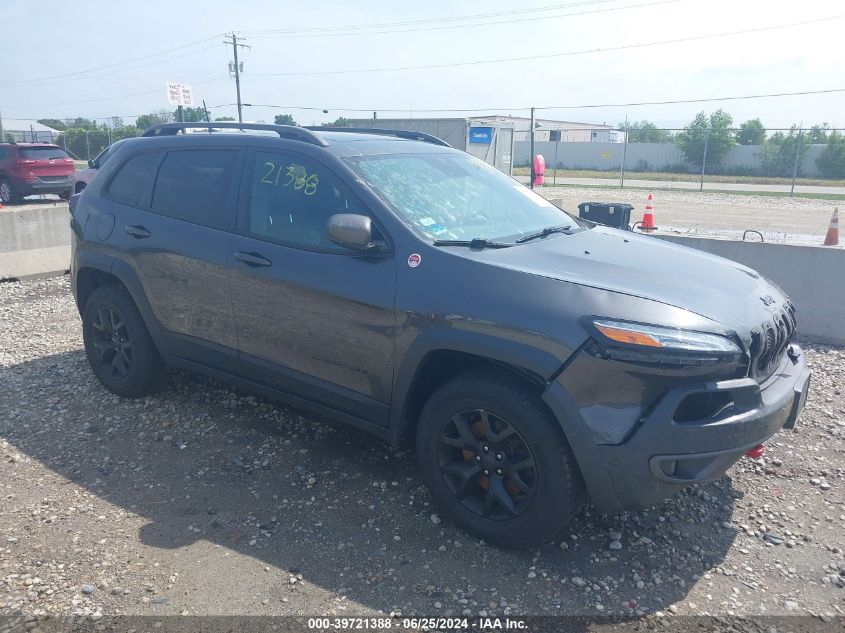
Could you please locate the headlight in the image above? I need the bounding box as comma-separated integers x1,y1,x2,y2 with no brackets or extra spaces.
592,319,741,353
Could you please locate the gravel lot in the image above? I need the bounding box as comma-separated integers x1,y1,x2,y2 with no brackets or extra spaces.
541,186,840,239
0,276,843,623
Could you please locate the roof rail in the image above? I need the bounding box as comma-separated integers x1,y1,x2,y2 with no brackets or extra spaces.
306,127,451,147
141,122,329,147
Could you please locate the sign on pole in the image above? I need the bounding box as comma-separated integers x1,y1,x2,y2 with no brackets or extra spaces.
166,82,194,107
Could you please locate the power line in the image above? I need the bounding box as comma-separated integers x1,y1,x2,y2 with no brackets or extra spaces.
206,86,845,114
249,14,845,77
239,0,623,35
2,77,229,109
4,44,224,90
534,88,845,110
243,0,678,38
4,34,226,87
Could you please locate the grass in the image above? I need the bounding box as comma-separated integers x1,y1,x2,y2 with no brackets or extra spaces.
512,167,845,188
540,182,845,201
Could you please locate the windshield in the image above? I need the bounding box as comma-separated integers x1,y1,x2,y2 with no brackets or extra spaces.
344,152,584,242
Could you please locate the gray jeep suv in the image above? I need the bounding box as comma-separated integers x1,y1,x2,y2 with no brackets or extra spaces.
69,122,810,546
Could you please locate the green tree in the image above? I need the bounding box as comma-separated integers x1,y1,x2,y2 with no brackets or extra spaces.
274,113,297,126
215,116,236,121
736,119,766,145
63,117,99,131
135,112,171,130
322,117,349,127
758,126,808,177
56,127,109,160
808,123,830,144
619,120,670,143
677,110,735,169
173,107,207,122
37,118,67,131
816,131,845,178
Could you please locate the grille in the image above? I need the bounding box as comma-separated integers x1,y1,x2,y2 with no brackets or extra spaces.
749,302,797,382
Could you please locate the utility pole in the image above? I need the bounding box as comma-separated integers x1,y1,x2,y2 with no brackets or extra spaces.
620,116,629,189
700,128,709,192
790,123,803,197
529,106,536,190
202,100,211,122
224,33,250,123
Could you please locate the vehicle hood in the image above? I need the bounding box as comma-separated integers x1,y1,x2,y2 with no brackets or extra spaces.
470,226,790,343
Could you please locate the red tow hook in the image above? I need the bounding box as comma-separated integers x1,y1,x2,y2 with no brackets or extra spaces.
745,444,765,459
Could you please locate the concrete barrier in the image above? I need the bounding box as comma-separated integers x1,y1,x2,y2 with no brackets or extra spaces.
1,205,841,346
0,206,71,280
656,235,845,345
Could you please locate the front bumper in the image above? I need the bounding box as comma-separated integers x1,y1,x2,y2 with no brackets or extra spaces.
543,344,810,513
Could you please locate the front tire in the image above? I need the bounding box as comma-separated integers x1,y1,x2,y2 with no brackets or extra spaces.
0,178,17,205
82,284,164,397
416,370,584,546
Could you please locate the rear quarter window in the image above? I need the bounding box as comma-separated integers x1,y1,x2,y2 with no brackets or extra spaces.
106,152,161,206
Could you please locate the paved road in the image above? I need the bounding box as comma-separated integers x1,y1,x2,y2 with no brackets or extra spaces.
516,176,845,196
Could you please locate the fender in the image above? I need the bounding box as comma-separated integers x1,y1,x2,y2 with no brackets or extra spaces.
74,248,167,351
388,326,582,442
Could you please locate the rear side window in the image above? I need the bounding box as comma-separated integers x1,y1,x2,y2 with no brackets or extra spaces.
20,147,70,160
0,147,8,160
107,152,160,205
151,150,239,229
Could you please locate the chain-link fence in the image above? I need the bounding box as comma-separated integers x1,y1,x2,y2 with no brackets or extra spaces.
514,126,845,189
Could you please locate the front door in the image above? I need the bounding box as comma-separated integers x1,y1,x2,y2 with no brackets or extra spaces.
229,148,396,425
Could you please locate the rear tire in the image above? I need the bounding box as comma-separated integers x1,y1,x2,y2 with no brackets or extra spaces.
416,369,584,546
82,284,164,397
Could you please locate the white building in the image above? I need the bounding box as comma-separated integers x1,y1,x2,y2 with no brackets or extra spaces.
0,118,62,143
481,116,624,143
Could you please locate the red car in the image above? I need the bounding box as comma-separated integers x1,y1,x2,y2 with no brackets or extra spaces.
0,142,75,204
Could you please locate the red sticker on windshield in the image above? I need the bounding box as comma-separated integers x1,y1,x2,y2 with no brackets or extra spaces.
407,253,421,268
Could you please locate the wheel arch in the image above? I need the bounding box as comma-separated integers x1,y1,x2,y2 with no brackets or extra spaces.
389,328,573,447
74,253,165,351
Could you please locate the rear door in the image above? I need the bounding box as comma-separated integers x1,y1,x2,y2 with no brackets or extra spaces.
102,146,243,370
228,147,396,425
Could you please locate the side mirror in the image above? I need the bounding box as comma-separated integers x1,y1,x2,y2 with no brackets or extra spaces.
87,160,95,168
328,213,380,251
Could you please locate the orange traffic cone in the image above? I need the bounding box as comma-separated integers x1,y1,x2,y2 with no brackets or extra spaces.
823,207,839,246
640,193,657,232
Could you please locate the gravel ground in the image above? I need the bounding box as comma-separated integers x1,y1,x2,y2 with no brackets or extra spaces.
541,186,840,238
0,276,843,623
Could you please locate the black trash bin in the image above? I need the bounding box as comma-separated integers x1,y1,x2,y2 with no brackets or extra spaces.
577,202,634,230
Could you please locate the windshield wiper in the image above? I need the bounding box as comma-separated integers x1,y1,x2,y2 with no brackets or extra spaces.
432,238,513,249
515,225,573,243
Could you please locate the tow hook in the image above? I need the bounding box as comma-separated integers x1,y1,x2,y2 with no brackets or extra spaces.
745,444,765,459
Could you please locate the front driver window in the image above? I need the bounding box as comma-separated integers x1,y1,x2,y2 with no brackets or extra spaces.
248,151,370,252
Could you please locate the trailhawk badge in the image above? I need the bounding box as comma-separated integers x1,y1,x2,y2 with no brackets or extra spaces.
408,253,422,268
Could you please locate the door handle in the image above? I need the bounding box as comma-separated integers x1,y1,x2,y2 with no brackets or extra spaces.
234,251,272,267
124,225,151,239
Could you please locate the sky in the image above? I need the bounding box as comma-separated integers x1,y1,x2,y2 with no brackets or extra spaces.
1,0,843,131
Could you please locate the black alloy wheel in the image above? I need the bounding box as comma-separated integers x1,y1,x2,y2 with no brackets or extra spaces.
438,409,537,520
82,283,164,397
89,306,133,379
